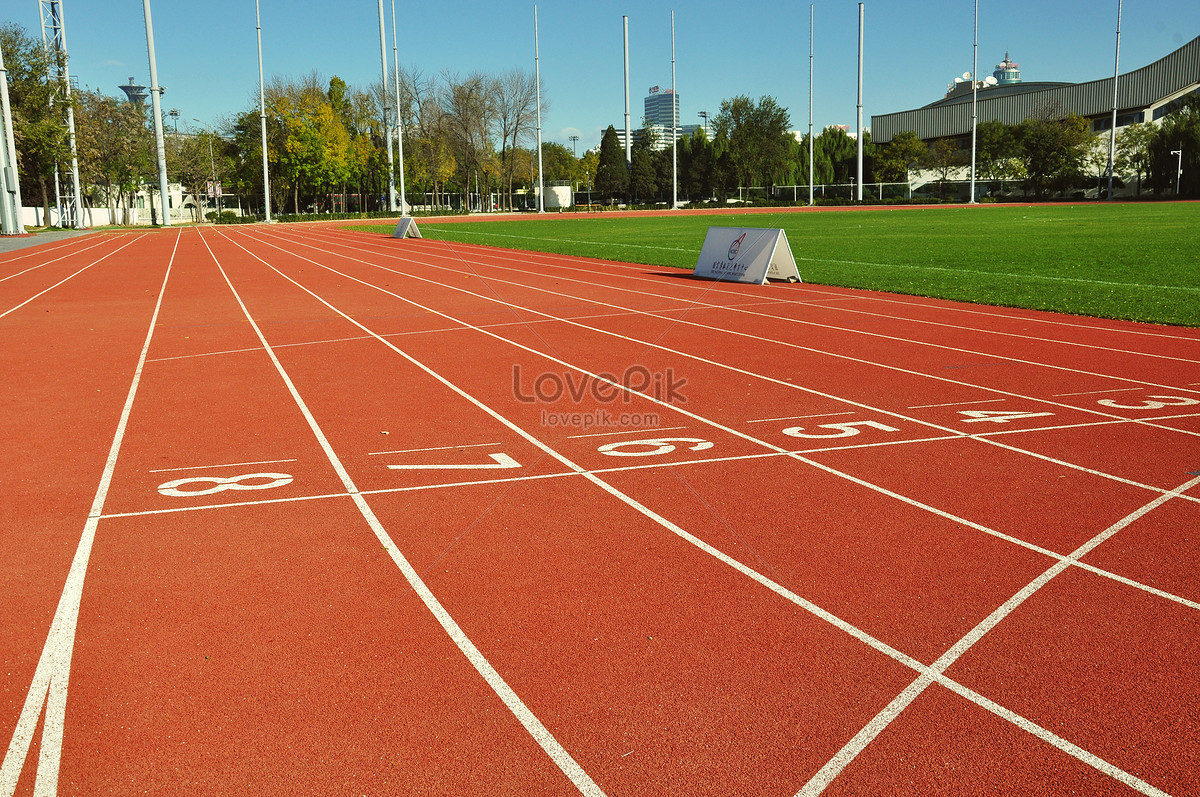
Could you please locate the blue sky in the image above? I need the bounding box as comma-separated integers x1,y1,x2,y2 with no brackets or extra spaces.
6,1,1197,151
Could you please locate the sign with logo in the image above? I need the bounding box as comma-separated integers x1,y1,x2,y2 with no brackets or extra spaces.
392,217,422,239
693,226,801,284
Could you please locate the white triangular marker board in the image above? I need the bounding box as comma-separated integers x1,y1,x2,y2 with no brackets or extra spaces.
392,217,422,238
694,226,801,284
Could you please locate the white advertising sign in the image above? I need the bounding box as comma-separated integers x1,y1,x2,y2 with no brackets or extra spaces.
392,217,422,238
693,226,801,284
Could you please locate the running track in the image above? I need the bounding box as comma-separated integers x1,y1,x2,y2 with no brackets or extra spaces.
2,223,1198,795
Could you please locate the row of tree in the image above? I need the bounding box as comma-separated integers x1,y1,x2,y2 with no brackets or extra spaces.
876,98,1200,199
4,19,1197,224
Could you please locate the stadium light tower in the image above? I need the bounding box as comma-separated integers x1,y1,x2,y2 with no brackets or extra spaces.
0,37,26,234
390,0,406,213
969,0,978,204
255,0,272,222
377,0,396,211
535,5,544,213
39,0,85,228
142,0,171,225
1106,0,1122,201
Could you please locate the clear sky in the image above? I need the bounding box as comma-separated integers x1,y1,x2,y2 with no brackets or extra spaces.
7,1,1197,151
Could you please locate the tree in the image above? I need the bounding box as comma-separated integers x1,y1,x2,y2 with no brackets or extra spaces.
923,138,966,198
1016,112,1090,199
975,120,1020,181
875,130,926,183
1147,96,1200,196
493,70,539,210
441,72,496,209
629,142,657,203
73,89,153,225
815,125,856,184
1115,121,1155,195
594,125,627,203
714,95,792,191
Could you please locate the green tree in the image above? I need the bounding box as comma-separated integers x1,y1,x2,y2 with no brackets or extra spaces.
629,142,657,203
875,130,926,183
714,95,792,191
815,126,856,184
1115,121,1155,195
923,138,966,198
73,89,153,225
1147,96,1200,196
975,120,1020,180
539,141,576,182
594,125,627,203
1016,112,1090,199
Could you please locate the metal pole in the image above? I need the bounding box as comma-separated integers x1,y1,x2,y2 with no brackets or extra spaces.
969,0,978,203
391,0,406,213
623,16,631,170
143,0,171,225
1107,0,1122,200
535,5,544,213
808,4,814,206
1172,149,1182,194
255,0,272,221
0,38,25,234
377,0,396,212
671,10,678,209
856,3,863,203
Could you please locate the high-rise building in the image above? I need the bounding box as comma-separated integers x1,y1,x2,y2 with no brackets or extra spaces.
644,86,679,129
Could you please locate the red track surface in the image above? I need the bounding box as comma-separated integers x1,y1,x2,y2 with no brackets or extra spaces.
2,223,1198,796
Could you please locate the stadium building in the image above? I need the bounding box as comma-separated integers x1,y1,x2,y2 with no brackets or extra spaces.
871,34,1200,145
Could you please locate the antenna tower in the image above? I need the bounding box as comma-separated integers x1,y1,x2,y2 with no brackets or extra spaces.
39,0,85,228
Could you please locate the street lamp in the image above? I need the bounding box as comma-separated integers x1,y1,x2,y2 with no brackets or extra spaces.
1171,148,1183,195
194,118,222,221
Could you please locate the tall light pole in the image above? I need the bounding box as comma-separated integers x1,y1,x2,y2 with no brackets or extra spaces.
377,0,396,211
671,10,678,210
623,16,631,170
808,4,814,206
1107,0,1123,201
390,0,406,213
534,5,545,213
855,3,864,203
1172,149,1183,194
698,110,708,137
143,0,171,225
569,135,579,157
255,0,272,221
969,0,978,204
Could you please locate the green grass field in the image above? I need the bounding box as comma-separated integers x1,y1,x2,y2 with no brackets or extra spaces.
363,203,1200,327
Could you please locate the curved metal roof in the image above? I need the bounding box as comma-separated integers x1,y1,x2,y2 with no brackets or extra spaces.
872,35,1200,143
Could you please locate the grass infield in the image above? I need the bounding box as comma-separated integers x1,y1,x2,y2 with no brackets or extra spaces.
362,203,1199,327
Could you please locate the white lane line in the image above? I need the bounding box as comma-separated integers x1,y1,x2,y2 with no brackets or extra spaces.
234,226,1180,794
290,229,1200,441
202,230,605,797
260,227,1200,503
0,235,144,320
251,228,1200,608
147,458,297,473
0,232,177,797
428,234,1200,347
368,442,501,455
332,228,1200,366
746,412,854,423
0,236,117,283
566,426,687,439
798,475,1200,797
1052,387,1145,397
906,398,1007,409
